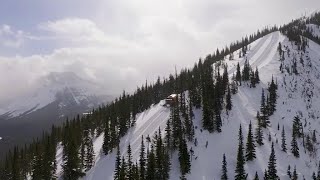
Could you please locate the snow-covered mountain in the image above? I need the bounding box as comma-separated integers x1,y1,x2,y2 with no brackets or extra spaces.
0,71,113,159
0,71,108,118
71,23,320,179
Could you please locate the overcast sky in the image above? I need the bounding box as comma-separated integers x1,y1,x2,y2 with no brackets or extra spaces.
0,0,319,102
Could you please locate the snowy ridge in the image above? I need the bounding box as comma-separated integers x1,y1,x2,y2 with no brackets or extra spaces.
0,72,104,118
76,28,320,179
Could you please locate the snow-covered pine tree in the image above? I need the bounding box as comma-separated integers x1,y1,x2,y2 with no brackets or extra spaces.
291,129,300,158
139,136,146,180
255,111,264,146
114,145,121,180
246,121,256,161
235,124,246,180
267,142,278,179
254,172,259,180
281,126,287,152
221,154,228,180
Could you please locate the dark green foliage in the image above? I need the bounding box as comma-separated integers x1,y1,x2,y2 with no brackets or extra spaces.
246,121,256,161
293,115,303,138
236,62,242,85
126,144,133,180
235,125,246,180
263,169,268,180
287,165,291,179
221,154,228,180
146,146,156,180
306,134,314,153
179,136,191,176
292,166,298,180
313,130,317,143
139,136,146,180
254,172,259,180
291,129,300,158
267,76,277,115
226,85,232,111
267,142,278,180
260,89,270,128
281,126,287,152
119,157,127,180
102,121,110,155
255,112,264,146
114,146,121,180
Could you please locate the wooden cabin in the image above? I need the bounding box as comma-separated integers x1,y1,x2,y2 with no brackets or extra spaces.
165,94,178,105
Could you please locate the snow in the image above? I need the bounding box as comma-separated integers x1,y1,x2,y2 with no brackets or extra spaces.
53,27,320,179
307,24,320,38
0,72,105,118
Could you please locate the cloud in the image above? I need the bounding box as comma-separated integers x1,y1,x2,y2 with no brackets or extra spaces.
0,24,25,48
0,0,320,105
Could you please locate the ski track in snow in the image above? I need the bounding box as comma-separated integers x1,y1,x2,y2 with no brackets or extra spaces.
52,28,320,180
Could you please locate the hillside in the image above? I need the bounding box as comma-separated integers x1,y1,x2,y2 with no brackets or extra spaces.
3,13,320,180
82,27,320,180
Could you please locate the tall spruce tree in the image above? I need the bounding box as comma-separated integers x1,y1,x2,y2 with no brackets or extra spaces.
235,124,246,180
221,154,228,180
254,172,259,180
127,144,133,180
281,126,287,152
102,121,110,155
236,62,242,85
246,121,256,161
292,166,298,180
267,142,278,180
114,145,121,180
226,85,232,111
179,136,191,176
139,136,146,180
291,129,300,158
255,112,264,146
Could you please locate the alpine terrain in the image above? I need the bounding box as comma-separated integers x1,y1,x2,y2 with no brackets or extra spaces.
2,12,320,180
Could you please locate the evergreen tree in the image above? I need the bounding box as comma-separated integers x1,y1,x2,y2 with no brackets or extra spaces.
127,144,133,180
139,136,146,180
263,169,268,180
254,172,259,180
255,67,260,84
246,121,256,161
235,124,246,180
306,134,313,153
317,161,320,180
293,115,302,138
287,165,291,179
179,136,191,176
312,172,316,180
292,166,298,180
281,126,287,152
226,85,232,111
102,121,110,155
221,154,228,180
313,130,317,143
146,146,156,180
267,142,278,180
291,129,300,158
260,89,269,128
84,129,95,171
119,157,127,180
236,62,242,85
165,119,172,151
255,112,264,146
114,145,121,180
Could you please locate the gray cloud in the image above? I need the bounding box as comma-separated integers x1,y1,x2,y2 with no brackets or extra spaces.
0,0,319,104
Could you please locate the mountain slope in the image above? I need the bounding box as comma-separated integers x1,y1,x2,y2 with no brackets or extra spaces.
80,28,320,180
0,72,113,159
